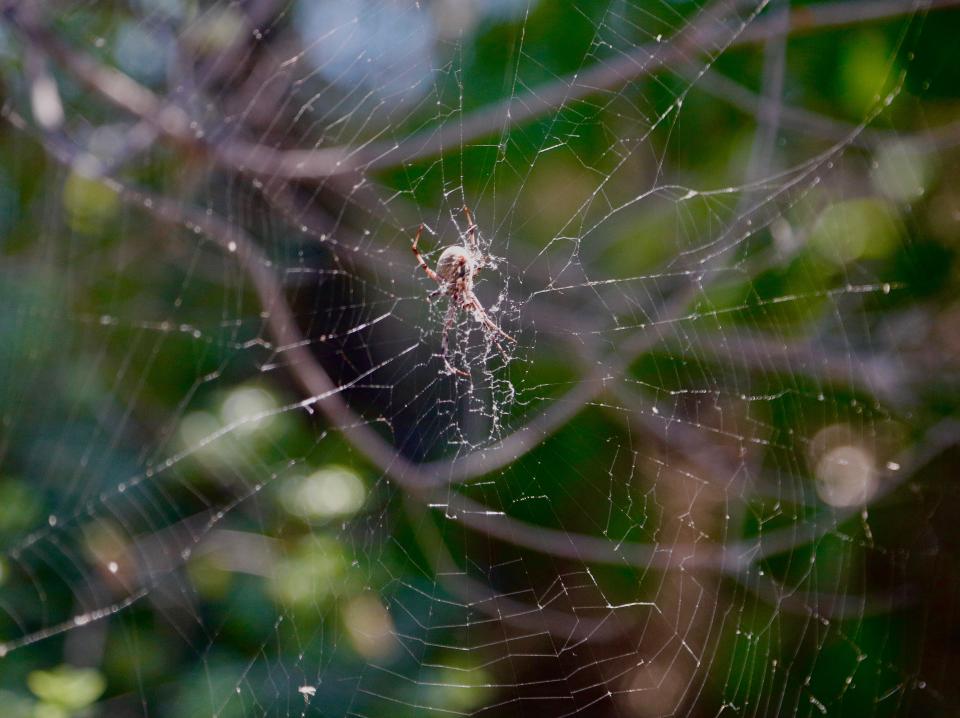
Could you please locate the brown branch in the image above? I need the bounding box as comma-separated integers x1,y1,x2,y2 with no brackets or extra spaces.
9,113,746,574
10,0,960,180
732,569,918,621
403,498,628,645
737,0,789,212
10,95,955,580
695,70,960,150
224,0,960,177
665,330,909,405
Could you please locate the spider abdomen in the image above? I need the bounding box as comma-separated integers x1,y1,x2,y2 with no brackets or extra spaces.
435,246,472,286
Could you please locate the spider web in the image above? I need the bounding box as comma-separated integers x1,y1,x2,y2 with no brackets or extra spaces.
1,0,959,716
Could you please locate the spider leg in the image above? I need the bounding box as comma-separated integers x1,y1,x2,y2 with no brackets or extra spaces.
464,297,517,344
462,205,479,255
411,224,442,285
464,292,516,346
440,302,469,377
488,333,511,363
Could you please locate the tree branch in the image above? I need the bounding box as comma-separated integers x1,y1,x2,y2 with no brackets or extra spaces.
403,498,629,645
10,0,959,180
694,69,960,150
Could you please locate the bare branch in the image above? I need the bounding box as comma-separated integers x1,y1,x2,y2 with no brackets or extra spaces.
229,0,960,177
732,569,918,621
404,499,628,645
665,330,910,406
9,0,960,180
8,58,956,578
695,70,960,150
5,113,739,575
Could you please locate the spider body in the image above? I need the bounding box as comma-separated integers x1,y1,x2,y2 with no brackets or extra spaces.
435,245,472,289
411,207,515,376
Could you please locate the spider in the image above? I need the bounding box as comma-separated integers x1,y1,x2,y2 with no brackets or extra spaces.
411,206,515,376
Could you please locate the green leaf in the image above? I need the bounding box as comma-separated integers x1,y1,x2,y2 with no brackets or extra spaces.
27,665,106,712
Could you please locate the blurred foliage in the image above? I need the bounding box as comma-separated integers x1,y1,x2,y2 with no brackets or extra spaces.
28,666,106,718
0,1,958,717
